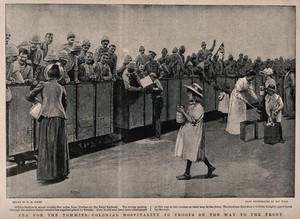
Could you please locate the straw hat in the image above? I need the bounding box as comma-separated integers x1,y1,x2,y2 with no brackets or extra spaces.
184,83,203,98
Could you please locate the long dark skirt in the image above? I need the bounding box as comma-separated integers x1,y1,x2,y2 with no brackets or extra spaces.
37,117,69,181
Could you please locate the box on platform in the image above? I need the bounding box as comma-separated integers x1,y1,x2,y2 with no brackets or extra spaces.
240,121,255,142
264,123,280,145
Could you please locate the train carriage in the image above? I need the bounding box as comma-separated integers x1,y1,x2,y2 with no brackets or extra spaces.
6,75,263,164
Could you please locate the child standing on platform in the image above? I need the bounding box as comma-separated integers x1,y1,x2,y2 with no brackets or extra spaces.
217,83,230,123
265,84,285,143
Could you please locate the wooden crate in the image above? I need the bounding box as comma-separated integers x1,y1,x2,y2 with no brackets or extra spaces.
240,121,255,142
264,123,280,145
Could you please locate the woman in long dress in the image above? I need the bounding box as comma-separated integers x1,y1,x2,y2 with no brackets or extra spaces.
175,83,215,180
226,70,259,135
26,64,69,181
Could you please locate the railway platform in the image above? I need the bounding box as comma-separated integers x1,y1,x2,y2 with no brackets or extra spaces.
6,113,295,198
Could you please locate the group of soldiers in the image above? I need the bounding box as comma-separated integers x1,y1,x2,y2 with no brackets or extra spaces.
5,30,295,96
5,29,295,139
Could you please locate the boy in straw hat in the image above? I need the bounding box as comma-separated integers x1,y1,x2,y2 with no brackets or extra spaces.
265,84,285,143
175,83,216,179
259,67,276,121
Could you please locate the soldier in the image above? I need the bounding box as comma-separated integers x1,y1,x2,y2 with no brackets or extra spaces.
243,55,251,71
184,61,195,77
178,45,186,67
157,48,168,65
136,64,147,78
211,53,223,76
8,48,33,84
252,56,265,74
94,36,110,62
169,47,183,77
34,50,59,83
94,53,112,81
78,39,91,66
5,26,11,45
190,53,198,67
5,43,18,80
122,61,143,91
226,54,236,77
144,51,163,79
58,50,71,84
117,55,132,78
64,42,82,83
106,44,119,79
157,48,170,78
265,58,272,68
79,51,96,82
236,53,245,77
40,33,53,58
58,32,76,54
196,39,216,64
135,46,148,67
28,34,44,76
